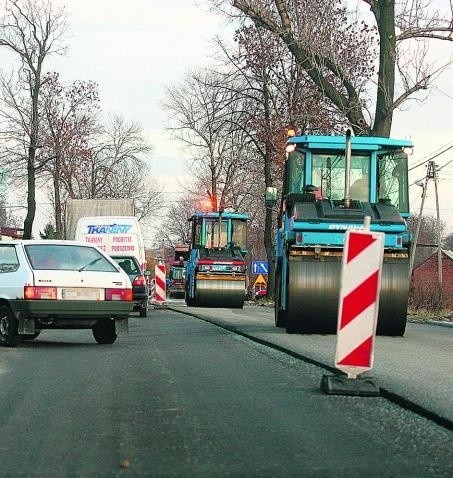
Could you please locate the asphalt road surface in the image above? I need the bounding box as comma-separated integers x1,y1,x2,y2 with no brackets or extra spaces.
0,310,452,477
171,303,453,427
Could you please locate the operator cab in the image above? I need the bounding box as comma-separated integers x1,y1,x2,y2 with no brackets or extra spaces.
283,135,412,216
189,212,248,256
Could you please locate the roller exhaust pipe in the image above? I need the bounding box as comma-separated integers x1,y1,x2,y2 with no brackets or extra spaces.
344,129,352,208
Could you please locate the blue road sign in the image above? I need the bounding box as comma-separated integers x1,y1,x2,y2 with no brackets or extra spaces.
252,261,269,275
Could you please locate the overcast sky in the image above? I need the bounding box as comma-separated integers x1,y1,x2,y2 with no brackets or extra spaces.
4,0,453,236
34,0,226,237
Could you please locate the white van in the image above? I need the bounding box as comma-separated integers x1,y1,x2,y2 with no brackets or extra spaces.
75,216,149,316
75,216,146,271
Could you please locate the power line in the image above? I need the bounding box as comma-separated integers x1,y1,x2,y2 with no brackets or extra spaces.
408,142,453,172
436,87,453,102
409,157,453,187
437,157,453,172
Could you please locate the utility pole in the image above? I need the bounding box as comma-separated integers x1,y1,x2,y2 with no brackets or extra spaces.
433,162,443,297
409,162,434,277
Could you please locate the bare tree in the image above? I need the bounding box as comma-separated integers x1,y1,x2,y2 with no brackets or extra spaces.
157,194,197,247
40,72,99,237
0,0,67,238
62,114,164,223
163,37,328,287
163,8,380,287
163,69,260,213
213,24,354,293
210,0,453,137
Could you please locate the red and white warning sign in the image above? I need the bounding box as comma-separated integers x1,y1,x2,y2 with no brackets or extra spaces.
149,279,156,301
154,264,166,304
335,228,384,379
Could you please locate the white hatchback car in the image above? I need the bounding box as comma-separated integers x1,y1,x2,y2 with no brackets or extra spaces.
0,240,133,347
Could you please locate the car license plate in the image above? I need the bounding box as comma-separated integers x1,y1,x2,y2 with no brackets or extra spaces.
61,288,103,301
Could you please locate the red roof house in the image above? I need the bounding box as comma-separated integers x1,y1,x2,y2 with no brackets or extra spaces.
410,250,453,311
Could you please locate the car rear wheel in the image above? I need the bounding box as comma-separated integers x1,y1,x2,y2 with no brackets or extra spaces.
139,306,147,317
92,320,117,344
0,304,20,347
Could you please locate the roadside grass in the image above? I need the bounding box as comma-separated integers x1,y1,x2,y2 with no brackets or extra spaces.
249,297,274,307
248,298,453,322
407,308,453,323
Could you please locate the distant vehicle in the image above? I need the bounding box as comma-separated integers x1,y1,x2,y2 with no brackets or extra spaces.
0,240,133,347
168,243,189,299
64,198,135,241
255,289,267,300
74,215,146,270
75,215,149,315
185,210,249,308
112,256,149,317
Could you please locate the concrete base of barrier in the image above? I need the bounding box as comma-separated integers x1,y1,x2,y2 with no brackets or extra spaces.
320,374,380,397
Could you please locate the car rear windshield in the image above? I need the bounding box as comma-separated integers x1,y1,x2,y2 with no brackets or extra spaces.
25,244,118,272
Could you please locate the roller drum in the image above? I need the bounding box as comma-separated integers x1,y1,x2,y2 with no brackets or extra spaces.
285,254,409,336
377,257,409,336
274,259,287,327
194,276,245,308
286,255,340,334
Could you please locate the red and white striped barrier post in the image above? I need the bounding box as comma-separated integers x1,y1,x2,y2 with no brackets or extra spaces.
321,217,384,396
154,264,166,305
149,279,156,301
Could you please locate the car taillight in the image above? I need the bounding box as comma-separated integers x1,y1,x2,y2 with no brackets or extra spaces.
24,286,57,300
105,288,133,301
132,275,146,286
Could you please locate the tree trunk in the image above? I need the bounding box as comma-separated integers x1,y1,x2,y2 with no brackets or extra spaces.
23,146,36,239
54,155,63,239
211,172,218,212
264,203,274,298
262,79,275,298
23,54,43,238
231,0,398,137
372,0,395,138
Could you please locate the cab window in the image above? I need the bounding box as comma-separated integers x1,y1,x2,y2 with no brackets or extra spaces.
378,152,409,213
286,151,306,193
312,153,370,200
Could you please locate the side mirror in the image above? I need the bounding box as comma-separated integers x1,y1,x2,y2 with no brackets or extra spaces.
265,187,278,208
